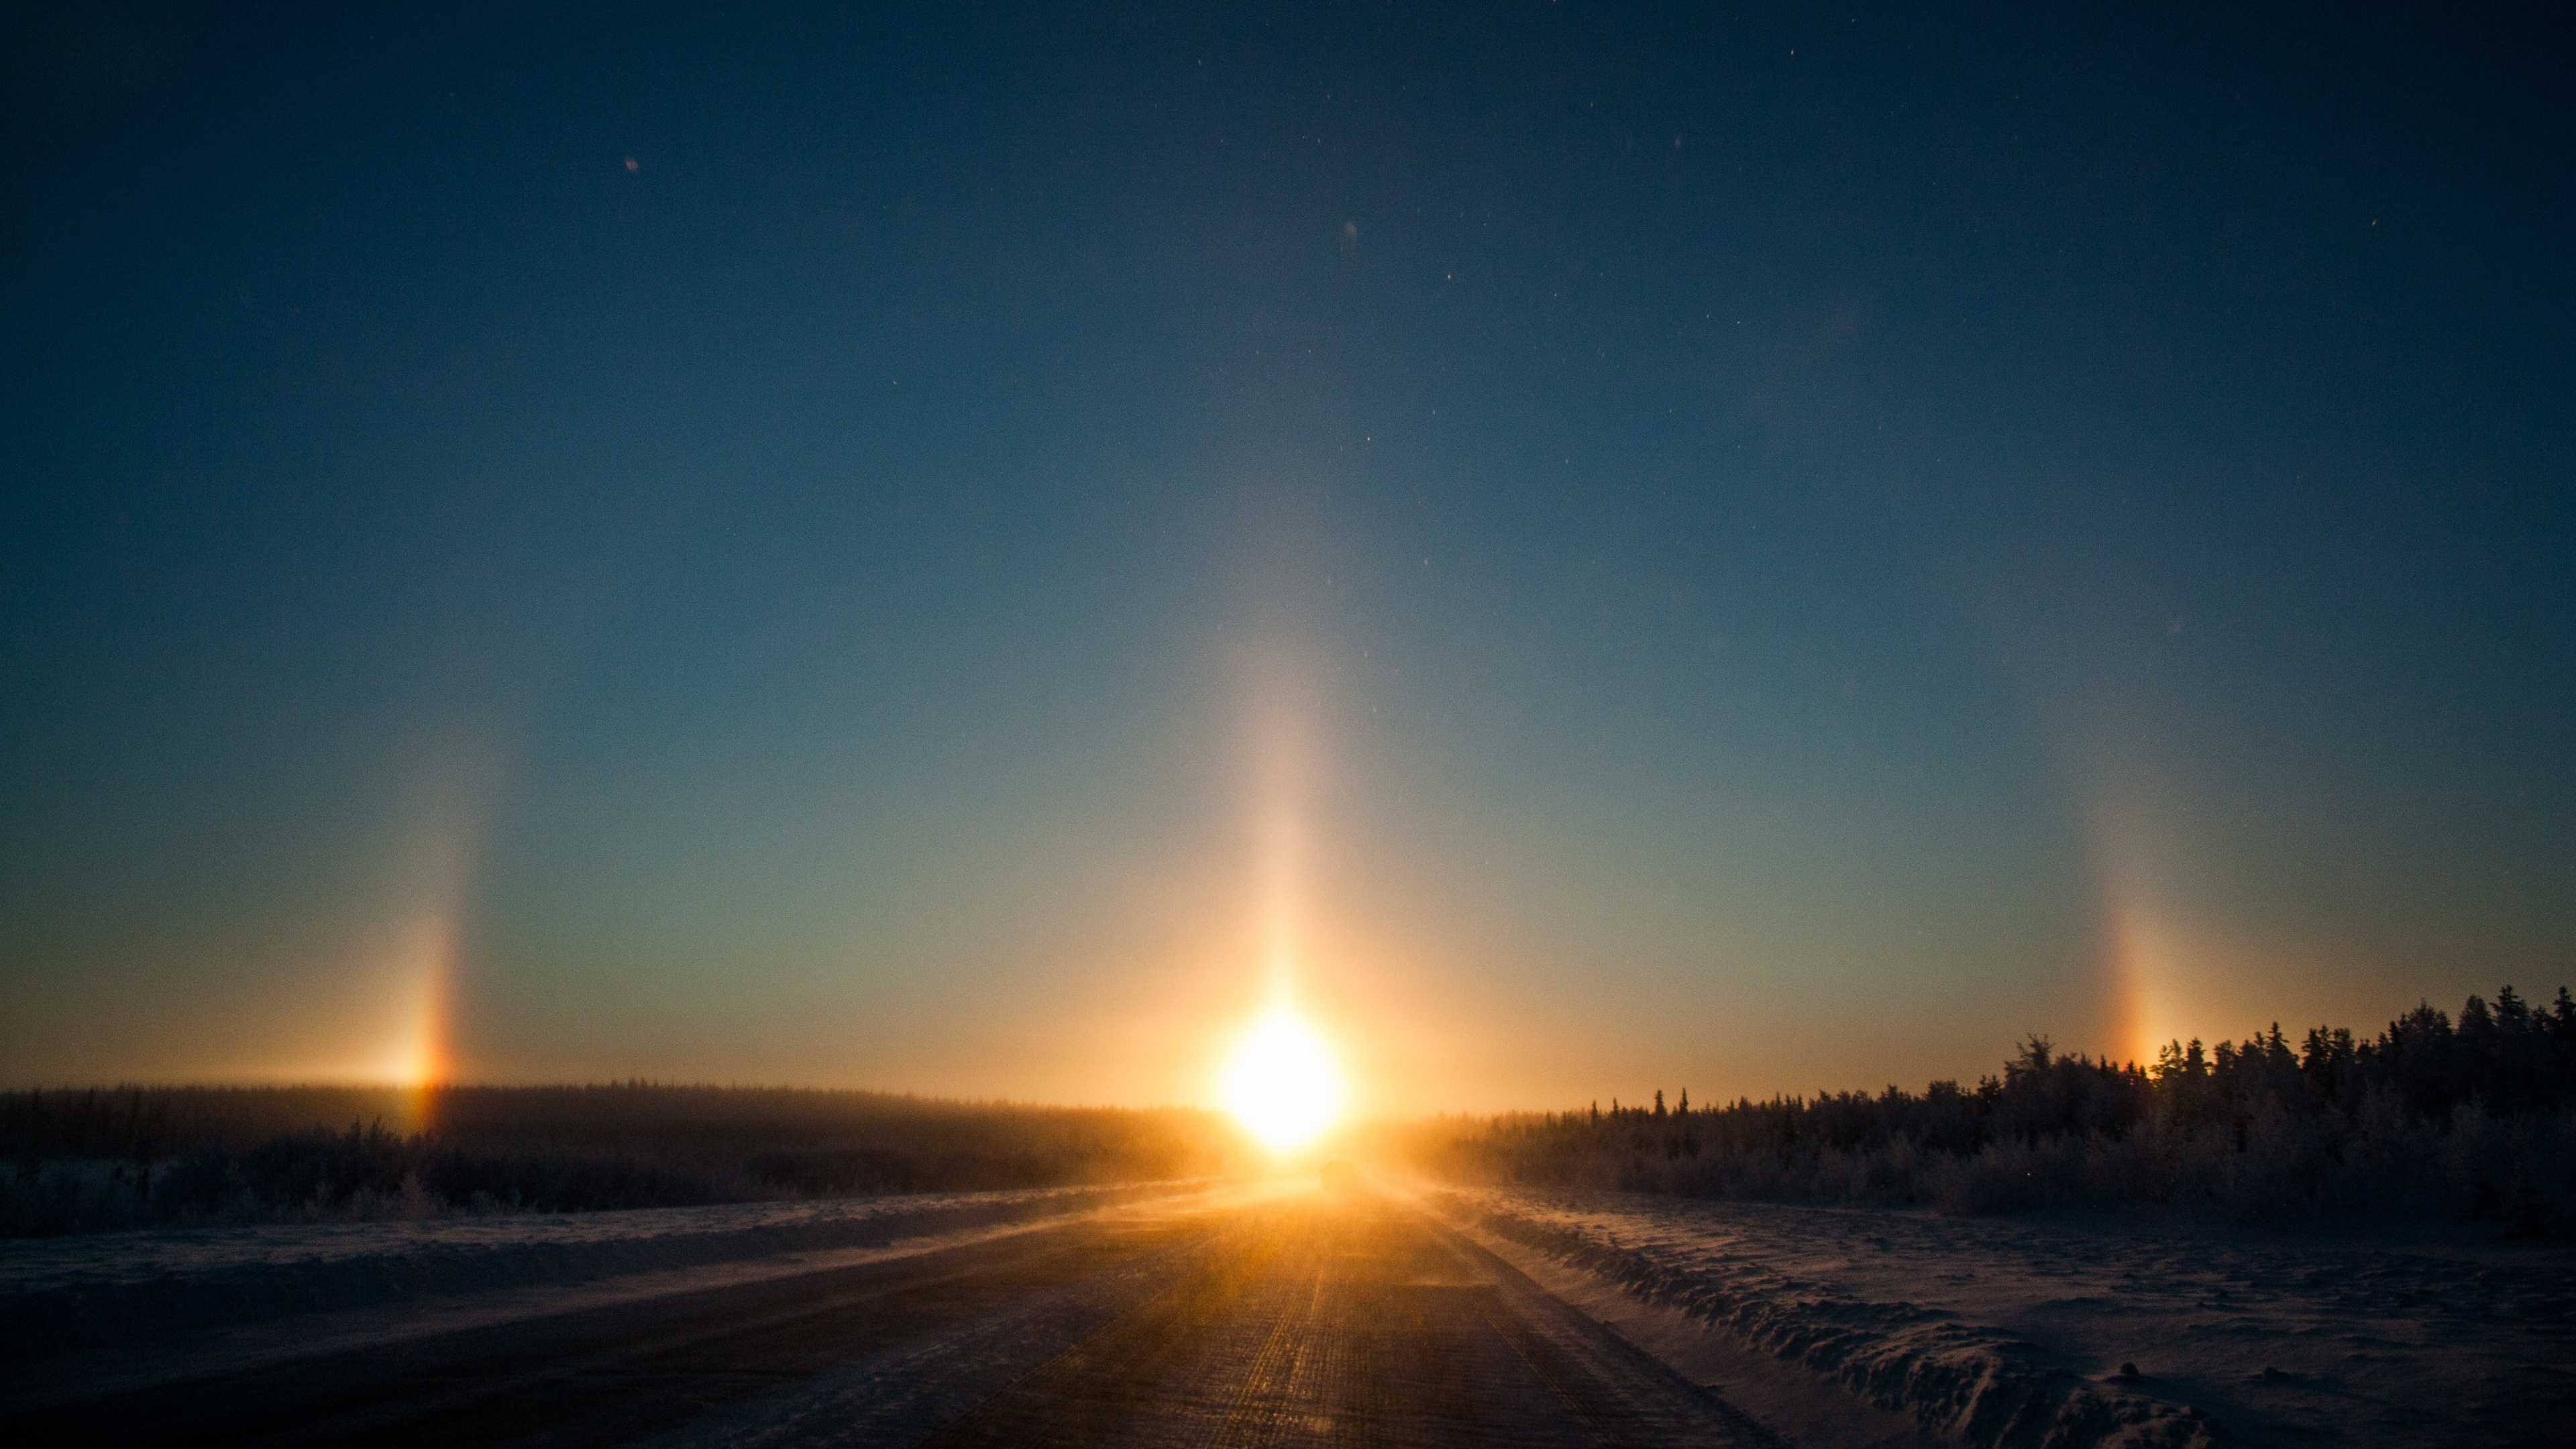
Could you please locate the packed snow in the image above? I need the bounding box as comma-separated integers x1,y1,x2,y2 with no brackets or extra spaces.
1432,1185,2576,1448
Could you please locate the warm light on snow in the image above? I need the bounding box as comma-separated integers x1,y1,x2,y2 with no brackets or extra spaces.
1222,1007,1343,1152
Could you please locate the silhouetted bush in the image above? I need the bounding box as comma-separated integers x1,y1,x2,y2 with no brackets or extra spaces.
0,1085,1244,1236
1404,985,2576,1232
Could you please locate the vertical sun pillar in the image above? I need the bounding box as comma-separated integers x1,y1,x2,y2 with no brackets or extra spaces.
1221,667,1346,1153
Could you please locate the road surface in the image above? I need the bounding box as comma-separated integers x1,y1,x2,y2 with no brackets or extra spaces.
8,1184,1776,1448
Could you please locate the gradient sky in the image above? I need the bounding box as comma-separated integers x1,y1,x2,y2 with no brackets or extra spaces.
3,3,2569,1113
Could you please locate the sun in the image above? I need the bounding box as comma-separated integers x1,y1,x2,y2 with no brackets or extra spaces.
1221,1006,1344,1152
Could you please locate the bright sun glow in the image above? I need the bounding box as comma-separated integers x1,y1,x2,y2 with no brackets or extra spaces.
1222,1007,1344,1152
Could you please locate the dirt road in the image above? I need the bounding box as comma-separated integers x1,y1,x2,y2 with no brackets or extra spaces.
7,1185,1773,1448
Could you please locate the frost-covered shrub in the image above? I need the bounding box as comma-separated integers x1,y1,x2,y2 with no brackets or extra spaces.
1405,985,2576,1232
0,1086,1246,1237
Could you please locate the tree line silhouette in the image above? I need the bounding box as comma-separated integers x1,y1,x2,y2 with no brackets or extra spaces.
1405,985,2576,1232
0,1083,1246,1236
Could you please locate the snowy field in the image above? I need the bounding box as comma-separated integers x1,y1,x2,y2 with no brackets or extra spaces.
0,1179,1209,1366
1432,1185,2576,1448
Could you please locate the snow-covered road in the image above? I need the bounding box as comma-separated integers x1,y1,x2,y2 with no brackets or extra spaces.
7,1178,2564,1446
3,1182,1766,1448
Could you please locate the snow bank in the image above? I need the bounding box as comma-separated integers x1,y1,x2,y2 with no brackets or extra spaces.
1434,1188,2221,1449
0,1179,1200,1356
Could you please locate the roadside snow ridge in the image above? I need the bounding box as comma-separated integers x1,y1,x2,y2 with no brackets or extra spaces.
1440,1189,2224,1449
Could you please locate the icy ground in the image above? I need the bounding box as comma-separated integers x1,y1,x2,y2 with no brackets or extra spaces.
1435,1185,2576,1448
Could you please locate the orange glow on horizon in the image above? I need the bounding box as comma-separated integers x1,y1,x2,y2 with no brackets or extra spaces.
376,911,456,1092
2090,790,2187,1068
2102,894,2166,1068
2088,791,2318,1070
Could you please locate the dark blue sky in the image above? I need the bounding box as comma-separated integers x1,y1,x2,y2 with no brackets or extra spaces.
4,3,2569,1106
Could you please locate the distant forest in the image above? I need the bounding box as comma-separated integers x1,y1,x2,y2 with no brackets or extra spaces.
0,1084,1245,1237
1404,985,2576,1233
